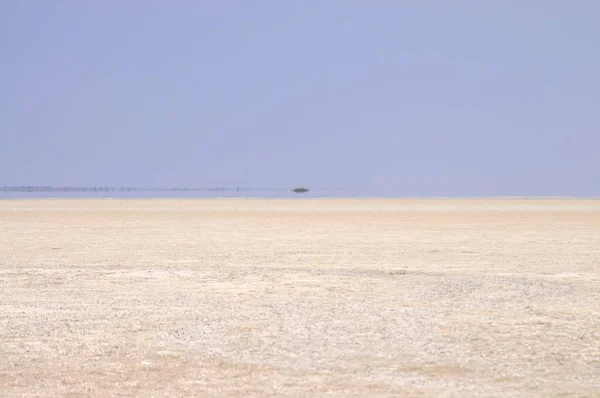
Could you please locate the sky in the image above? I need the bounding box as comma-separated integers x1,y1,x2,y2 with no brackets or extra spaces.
1,1,599,197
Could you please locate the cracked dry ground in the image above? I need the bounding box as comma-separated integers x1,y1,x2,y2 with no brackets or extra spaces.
0,199,599,397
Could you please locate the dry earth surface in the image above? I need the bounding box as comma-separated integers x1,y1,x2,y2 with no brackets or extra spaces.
0,199,599,397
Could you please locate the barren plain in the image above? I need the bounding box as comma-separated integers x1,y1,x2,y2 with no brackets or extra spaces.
0,199,599,397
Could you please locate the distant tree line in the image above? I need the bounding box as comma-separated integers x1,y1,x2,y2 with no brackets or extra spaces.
1,186,311,193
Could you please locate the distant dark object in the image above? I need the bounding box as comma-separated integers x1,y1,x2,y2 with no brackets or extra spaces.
292,187,309,194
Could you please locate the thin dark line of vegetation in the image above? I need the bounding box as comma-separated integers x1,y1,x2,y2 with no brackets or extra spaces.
1,186,312,193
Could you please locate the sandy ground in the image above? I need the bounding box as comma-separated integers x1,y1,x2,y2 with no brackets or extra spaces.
0,199,599,397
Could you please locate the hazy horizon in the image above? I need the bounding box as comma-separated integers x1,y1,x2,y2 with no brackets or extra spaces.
1,186,599,200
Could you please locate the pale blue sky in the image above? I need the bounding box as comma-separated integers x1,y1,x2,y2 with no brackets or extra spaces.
2,1,599,197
